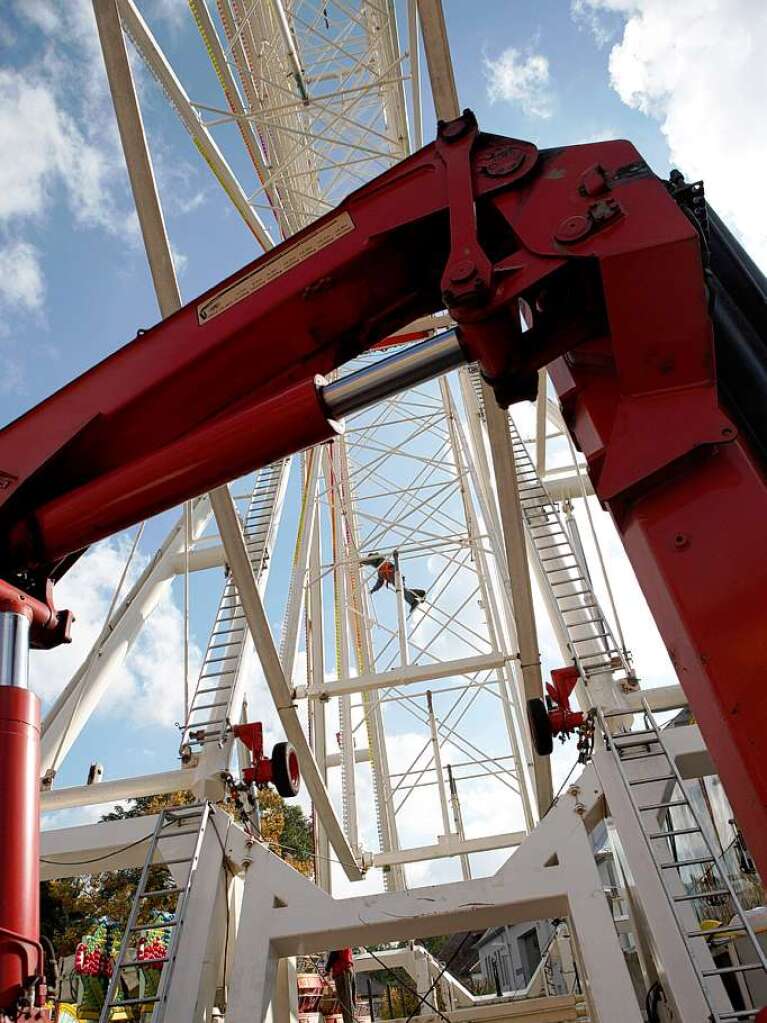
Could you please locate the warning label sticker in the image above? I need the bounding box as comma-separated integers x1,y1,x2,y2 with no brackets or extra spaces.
197,212,355,324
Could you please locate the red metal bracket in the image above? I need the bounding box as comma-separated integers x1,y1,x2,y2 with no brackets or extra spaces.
0,579,72,650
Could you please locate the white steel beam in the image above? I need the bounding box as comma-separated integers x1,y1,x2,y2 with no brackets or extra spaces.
171,541,227,574
535,369,548,477
295,651,509,699
482,384,553,812
226,771,643,1023
307,504,332,892
40,497,213,776
41,768,195,812
93,0,180,317
279,450,322,684
415,0,460,122
371,828,525,867
209,484,364,879
116,0,274,249
407,0,423,149
624,683,686,713
426,690,452,837
325,748,371,769
187,0,275,214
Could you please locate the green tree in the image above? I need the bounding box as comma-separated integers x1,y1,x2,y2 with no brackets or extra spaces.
41,789,313,957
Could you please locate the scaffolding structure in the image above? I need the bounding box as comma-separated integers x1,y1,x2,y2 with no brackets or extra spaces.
34,2,766,1022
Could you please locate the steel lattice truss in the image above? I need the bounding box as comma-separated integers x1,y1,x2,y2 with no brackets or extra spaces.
188,0,411,237
40,0,639,893
301,363,535,886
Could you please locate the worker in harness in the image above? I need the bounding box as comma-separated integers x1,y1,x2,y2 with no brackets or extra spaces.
368,555,395,594
364,554,427,616
326,948,355,1023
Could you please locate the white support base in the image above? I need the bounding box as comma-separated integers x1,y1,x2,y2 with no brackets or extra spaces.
40,725,729,1023
226,767,641,1023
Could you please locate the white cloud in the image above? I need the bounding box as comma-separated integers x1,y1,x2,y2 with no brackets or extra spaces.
0,1,137,326
15,0,60,34
570,0,617,47
0,66,126,234
575,0,767,269
148,0,188,30
0,241,44,311
484,47,554,119
30,535,200,729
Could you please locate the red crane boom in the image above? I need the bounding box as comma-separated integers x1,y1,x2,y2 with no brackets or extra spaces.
0,111,765,1019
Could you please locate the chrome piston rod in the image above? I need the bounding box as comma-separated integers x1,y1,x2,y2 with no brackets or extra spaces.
320,330,467,419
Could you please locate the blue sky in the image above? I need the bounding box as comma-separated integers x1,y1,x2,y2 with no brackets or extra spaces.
1,0,764,879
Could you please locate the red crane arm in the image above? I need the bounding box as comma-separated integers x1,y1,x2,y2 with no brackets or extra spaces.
0,110,765,888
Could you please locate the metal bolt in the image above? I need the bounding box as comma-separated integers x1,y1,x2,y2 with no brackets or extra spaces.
439,117,468,141
555,215,590,244
673,533,689,550
449,259,477,284
483,146,524,178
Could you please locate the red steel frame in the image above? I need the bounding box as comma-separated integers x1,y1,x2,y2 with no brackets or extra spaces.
0,110,764,1014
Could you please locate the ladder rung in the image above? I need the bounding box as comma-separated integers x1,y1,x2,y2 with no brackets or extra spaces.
130,920,178,932
619,750,667,760
562,614,603,625
660,855,714,868
194,685,233,695
107,997,160,1006
573,632,612,644
673,888,729,902
165,806,205,819
184,717,226,727
718,1013,762,1021
629,774,676,785
157,827,200,838
703,962,765,976
142,886,184,897
190,701,229,711
687,924,746,938
612,730,658,743
613,739,659,752
119,956,170,969
639,799,689,810
649,827,701,839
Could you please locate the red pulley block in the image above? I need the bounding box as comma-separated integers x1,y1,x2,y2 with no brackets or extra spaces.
527,666,584,756
232,721,301,798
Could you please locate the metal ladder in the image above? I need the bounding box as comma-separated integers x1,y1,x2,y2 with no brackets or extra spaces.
180,461,287,754
466,364,631,688
599,699,767,1021
99,802,211,1022
506,416,632,685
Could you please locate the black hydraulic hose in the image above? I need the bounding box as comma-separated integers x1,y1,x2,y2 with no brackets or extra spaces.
706,204,767,465
40,933,60,1000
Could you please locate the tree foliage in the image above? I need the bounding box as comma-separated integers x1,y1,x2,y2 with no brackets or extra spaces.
42,788,313,958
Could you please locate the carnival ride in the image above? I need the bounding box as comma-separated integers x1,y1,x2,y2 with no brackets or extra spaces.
1,1,766,1021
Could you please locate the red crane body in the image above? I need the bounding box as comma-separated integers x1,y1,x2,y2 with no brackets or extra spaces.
0,111,765,1017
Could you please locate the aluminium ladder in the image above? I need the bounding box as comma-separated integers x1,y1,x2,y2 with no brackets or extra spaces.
599,700,767,1021
506,415,632,687
466,364,633,691
180,460,287,754
99,802,211,1022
